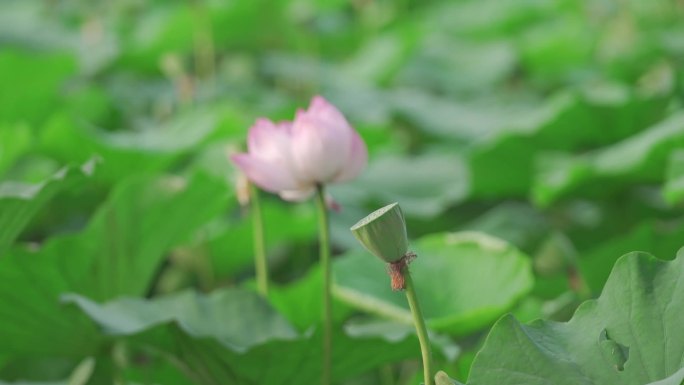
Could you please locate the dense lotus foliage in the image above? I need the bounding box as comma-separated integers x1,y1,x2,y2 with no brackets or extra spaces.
1,0,683,384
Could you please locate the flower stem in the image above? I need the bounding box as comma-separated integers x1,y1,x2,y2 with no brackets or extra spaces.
249,183,268,296
403,269,433,385
314,184,332,385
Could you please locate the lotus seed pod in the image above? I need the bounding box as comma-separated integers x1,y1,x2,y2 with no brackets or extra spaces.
350,202,409,263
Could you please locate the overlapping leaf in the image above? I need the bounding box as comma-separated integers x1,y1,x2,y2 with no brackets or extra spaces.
331,153,470,219
334,232,533,335
0,160,96,255
469,88,669,198
533,112,684,206
66,288,424,385
664,150,684,205
0,173,230,357
458,250,684,384
40,110,220,184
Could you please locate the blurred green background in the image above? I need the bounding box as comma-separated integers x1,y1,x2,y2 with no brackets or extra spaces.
1,0,684,384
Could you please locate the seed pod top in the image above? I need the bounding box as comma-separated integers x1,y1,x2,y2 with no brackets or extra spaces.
350,202,409,263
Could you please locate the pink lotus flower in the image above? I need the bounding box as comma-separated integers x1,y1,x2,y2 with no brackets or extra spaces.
231,96,367,201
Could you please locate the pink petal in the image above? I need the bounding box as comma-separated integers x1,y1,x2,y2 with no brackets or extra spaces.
325,193,342,212
309,96,347,125
291,96,353,183
279,187,315,202
231,153,299,193
333,129,367,183
247,118,293,161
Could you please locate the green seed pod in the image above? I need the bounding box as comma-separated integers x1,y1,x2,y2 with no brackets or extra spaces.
350,202,408,263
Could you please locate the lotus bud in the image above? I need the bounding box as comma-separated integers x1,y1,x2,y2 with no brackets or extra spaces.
230,96,367,202
350,202,409,263
235,172,251,207
435,371,459,385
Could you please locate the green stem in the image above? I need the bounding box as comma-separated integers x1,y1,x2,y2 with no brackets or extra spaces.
249,184,268,296
404,269,433,385
314,185,332,385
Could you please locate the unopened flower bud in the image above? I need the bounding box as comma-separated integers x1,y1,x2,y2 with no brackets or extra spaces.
350,202,408,263
235,172,251,207
231,96,367,202
435,371,458,385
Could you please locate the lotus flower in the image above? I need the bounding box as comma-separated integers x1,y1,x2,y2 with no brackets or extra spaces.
231,96,367,200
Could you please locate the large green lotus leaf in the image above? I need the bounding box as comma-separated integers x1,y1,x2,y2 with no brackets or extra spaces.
0,357,94,385
120,357,195,385
443,368,684,385
0,1,116,74
423,0,562,39
579,221,684,294
65,288,422,385
0,50,76,125
391,89,539,143
119,4,194,71
34,173,230,301
63,289,298,352
518,17,593,83
210,328,420,385
39,108,223,185
267,264,354,331
0,2,76,53
395,39,516,95
0,123,32,177
390,87,668,199
343,318,461,363
664,149,684,205
0,160,96,255
341,30,421,87
462,250,684,385
196,199,316,280
1,354,194,385
459,202,549,250
533,112,684,206
646,368,684,385
0,173,230,357
331,153,469,219
334,232,534,335
469,88,668,198
121,1,287,72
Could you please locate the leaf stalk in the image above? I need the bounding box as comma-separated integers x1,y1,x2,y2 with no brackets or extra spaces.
250,183,268,296
404,268,433,385
315,184,333,385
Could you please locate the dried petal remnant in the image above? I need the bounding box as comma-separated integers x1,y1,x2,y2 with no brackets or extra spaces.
387,252,416,291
